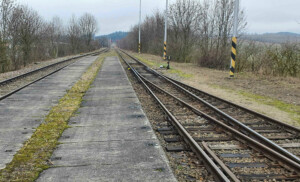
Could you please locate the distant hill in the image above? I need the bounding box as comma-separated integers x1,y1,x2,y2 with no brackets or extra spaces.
96,31,128,42
243,32,300,43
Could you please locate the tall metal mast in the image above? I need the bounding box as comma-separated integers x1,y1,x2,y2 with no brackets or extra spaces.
138,0,141,53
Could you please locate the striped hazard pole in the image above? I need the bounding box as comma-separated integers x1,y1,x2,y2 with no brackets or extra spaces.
230,0,239,78
230,37,237,77
163,0,168,60
163,41,167,60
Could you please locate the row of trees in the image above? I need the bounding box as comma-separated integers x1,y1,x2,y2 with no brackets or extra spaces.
118,0,247,69
119,0,300,77
0,0,99,73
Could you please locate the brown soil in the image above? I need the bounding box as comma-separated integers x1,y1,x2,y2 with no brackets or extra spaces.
129,51,300,127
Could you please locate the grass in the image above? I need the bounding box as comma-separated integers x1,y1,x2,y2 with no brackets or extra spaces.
238,90,300,124
210,84,300,124
167,69,193,78
133,53,193,79
134,54,159,67
0,51,112,182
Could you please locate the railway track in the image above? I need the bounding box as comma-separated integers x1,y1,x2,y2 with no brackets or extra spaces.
117,49,300,181
0,49,108,101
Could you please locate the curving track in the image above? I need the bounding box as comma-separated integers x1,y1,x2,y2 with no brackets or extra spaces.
117,49,300,181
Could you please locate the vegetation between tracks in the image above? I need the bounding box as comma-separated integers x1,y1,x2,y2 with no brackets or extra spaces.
0,51,113,181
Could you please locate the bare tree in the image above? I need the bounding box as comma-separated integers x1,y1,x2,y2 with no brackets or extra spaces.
195,0,247,68
169,0,199,62
0,0,14,40
68,15,82,53
0,0,14,72
0,1,100,73
47,16,64,58
79,13,97,51
7,4,22,69
17,6,43,66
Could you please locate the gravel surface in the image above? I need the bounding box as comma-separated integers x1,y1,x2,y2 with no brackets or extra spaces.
152,82,297,180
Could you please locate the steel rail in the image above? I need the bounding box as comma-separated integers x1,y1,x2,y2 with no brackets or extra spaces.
139,72,300,173
120,49,300,164
0,49,108,101
0,49,108,86
117,50,231,182
167,77,300,134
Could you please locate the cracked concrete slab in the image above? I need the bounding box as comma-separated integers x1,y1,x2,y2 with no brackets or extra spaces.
37,56,176,181
0,56,98,169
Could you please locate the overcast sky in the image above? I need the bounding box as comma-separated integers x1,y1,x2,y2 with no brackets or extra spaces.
17,0,300,35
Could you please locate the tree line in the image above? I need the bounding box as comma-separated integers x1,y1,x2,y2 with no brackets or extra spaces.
0,0,99,73
118,0,299,77
118,0,246,69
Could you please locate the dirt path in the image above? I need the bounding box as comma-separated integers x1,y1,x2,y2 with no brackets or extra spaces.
130,51,300,127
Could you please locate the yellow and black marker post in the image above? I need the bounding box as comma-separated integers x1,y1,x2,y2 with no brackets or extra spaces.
163,0,168,60
163,41,167,60
230,37,237,77
229,0,239,78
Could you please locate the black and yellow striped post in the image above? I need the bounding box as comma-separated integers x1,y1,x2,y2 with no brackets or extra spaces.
163,41,167,60
230,37,237,77
163,0,168,60
229,0,239,78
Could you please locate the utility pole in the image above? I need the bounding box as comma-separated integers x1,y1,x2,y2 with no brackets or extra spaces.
230,0,239,78
163,0,168,60
138,0,141,53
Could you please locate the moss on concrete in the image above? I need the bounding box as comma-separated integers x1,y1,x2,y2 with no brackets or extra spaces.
0,51,111,182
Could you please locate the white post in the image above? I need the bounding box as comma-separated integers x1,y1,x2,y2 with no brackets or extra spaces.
138,0,141,53
163,0,168,60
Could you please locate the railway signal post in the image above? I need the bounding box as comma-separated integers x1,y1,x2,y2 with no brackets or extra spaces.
230,0,239,78
163,0,168,60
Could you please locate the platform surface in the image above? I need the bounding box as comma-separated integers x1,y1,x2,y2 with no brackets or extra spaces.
0,56,98,169
37,57,176,181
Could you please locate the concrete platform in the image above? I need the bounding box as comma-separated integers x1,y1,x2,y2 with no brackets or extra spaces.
37,57,176,181
0,56,98,169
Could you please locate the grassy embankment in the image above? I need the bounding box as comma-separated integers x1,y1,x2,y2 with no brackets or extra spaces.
0,51,116,181
133,53,193,79
131,52,300,125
